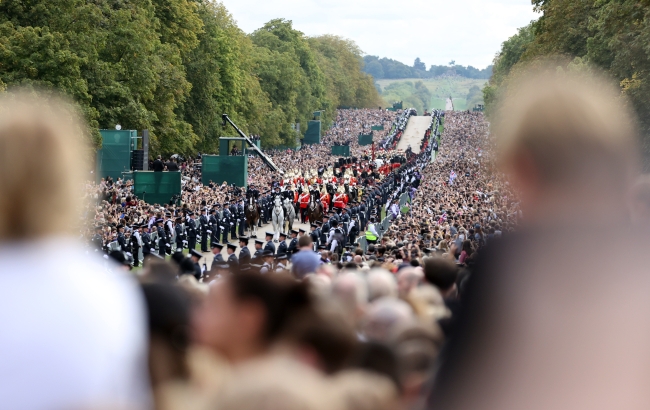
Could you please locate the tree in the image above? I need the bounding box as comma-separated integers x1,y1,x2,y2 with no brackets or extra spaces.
414,57,426,71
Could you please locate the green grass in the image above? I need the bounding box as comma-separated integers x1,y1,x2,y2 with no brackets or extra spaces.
377,77,487,111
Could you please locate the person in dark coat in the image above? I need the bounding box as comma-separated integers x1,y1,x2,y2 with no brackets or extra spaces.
263,232,276,254
152,156,165,172
226,243,238,272
238,237,252,267
277,232,288,256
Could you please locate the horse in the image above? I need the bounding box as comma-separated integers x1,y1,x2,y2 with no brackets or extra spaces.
244,197,260,238
283,198,296,233
307,199,324,225
271,196,285,242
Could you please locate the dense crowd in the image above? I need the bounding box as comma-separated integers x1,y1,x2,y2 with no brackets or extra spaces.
7,69,650,410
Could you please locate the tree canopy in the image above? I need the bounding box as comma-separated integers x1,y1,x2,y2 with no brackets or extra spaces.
484,0,650,161
0,1,381,154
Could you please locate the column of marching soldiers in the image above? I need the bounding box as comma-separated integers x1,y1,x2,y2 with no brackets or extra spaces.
107,173,397,275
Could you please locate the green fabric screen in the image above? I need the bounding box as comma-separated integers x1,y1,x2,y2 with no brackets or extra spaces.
202,155,248,187
371,125,384,131
133,171,181,206
303,121,321,144
331,146,350,157
96,130,135,181
358,134,373,146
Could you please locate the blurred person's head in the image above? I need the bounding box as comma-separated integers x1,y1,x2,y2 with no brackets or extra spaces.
331,370,398,410
193,273,312,364
397,267,423,299
0,91,88,240
367,269,398,302
494,69,640,225
331,273,368,323
362,297,415,343
423,257,458,298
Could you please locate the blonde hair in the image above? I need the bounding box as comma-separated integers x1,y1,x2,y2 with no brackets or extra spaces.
494,67,639,194
0,91,88,240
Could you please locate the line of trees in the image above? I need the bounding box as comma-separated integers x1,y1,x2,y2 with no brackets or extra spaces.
483,0,650,160
0,1,381,154
363,55,493,80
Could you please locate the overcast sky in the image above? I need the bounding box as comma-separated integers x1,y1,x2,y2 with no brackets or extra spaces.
219,0,539,69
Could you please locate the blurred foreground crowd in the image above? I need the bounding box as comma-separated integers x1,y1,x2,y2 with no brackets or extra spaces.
5,68,650,410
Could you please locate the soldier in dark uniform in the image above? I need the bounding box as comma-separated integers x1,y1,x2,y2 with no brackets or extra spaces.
287,229,299,258
229,201,238,240
189,249,203,281
277,232,288,256
237,200,246,237
260,250,274,274
142,226,152,257
309,224,319,249
321,215,331,244
199,208,209,252
209,209,219,247
187,212,197,251
117,225,127,251
210,242,224,264
156,219,167,257
348,214,360,246
264,232,276,255
130,224,142,267
174,217,184,252
238,236,252,268
226,243,238,272
221,201,232,244
91,226,104,252
252,239,264,264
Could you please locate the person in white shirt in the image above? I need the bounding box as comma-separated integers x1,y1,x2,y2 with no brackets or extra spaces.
0,92,151,410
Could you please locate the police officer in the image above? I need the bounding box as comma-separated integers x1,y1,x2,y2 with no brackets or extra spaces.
199,208,209,252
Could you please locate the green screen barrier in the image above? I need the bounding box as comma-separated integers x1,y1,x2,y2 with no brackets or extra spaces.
303,121,321,144
371,125,384,131
202,155,248,187
331,146,350,157
133,171,181,206
358,134,373,146
96,130,135,181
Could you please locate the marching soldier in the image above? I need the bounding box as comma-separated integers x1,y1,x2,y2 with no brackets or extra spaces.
252,239,264,264
264,232,276,255
275,254,288,272
287,229,299,258
238,236,252,268
260,250,275,274
226,243,238,272
277,232,288,256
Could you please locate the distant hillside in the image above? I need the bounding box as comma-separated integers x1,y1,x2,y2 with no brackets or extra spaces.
377,77,487,112
363,55,492,80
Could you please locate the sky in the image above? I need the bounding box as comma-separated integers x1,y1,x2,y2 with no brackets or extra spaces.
219,0,539,69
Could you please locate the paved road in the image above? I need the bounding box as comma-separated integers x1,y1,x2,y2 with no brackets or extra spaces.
396,116,431,154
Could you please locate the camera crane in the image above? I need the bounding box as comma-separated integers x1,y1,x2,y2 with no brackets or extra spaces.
221,114,284,176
